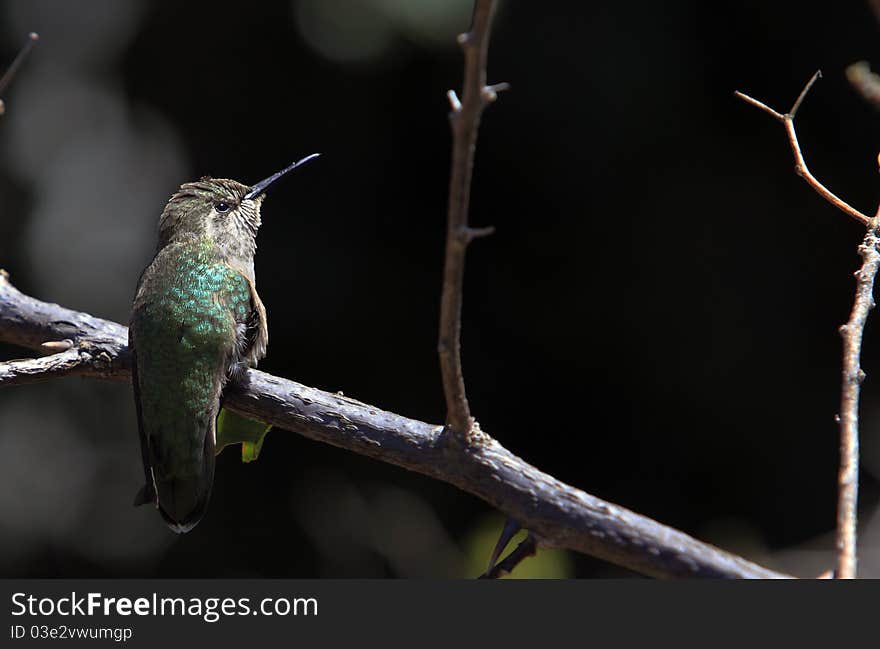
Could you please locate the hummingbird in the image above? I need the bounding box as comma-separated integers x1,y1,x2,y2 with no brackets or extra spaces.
129,153,320,533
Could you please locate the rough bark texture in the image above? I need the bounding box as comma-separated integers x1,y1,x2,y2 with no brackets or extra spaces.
0,273,790,578
437,0,500,441
835,220,880,579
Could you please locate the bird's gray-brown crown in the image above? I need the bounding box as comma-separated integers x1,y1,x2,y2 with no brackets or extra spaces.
157,178,258,250
156,154,321,254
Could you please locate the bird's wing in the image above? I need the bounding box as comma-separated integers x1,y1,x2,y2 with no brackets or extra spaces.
236,273,268,368
129,327,157,507
129,245,235,530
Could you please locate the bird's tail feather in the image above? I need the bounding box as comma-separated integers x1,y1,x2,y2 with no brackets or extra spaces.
153,415,217,534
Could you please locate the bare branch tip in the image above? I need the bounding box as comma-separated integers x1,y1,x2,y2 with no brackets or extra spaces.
738,74,872,226
734,90,784,122
788,71,822,118
482,82,511,103
0,30,41,98
464,225,496,243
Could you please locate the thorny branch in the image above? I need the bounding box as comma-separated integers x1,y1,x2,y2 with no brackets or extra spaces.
836,220,880,579
735,72,871,227
0,273,790,579
438,0,507,443
737,72,880,579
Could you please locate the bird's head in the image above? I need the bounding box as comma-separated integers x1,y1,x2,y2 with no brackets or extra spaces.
156,153,320,264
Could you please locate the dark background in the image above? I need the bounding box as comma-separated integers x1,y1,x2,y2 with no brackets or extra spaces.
2,0,880,578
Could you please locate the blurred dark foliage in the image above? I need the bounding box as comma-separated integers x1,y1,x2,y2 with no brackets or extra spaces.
3,0,880,578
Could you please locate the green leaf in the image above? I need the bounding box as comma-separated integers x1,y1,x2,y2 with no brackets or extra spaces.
215,408,272,463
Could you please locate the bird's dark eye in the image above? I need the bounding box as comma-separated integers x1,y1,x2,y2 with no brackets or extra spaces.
215,201,231,213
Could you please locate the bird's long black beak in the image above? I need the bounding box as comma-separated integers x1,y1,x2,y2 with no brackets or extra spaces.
243,153,321,200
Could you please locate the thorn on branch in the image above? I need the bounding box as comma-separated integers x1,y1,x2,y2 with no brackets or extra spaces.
447,90,462,113
480,533,538,579
482,82,510,103
463,225,495,243
485,518,522,574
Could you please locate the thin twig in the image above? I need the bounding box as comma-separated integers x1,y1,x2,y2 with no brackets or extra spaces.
835,216,880,579
480,533,538,579
0,273,791,579
735,72,871,226
737,71,880,579
790,70,822,117
438,0,504,442
0,32,39,116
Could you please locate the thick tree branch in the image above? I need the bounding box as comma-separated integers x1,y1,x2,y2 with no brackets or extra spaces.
735,72,872,226
438,0,506,442
0,347,82,386
836,217,880,579
0,274,790,578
